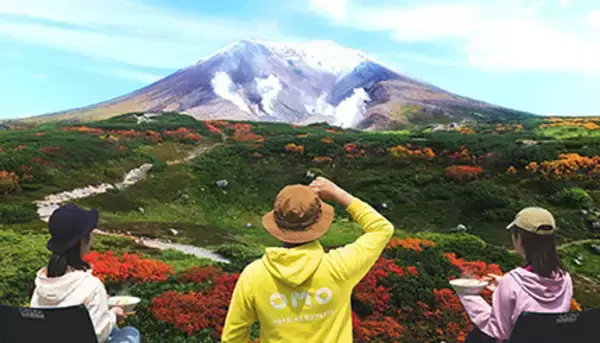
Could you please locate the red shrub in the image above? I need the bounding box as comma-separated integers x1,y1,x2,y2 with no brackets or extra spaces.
178,266,222,284
445,166,483,182
446,253,503,279
84,252,174,283
150,273,240,338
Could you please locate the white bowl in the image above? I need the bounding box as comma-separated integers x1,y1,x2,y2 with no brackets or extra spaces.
108,296,141,313
450,278,488,296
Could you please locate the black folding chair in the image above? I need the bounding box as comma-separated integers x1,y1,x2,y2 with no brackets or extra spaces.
467,308,600,343
0,304,98,343
508,308,600,343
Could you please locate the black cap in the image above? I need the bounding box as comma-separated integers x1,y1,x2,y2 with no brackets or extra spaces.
47,204,99,254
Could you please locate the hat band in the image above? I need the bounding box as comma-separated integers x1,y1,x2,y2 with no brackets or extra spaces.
274,201,323,232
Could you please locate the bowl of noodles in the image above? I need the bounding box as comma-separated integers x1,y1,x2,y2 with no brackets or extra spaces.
450,278,488,296
108,296,141,313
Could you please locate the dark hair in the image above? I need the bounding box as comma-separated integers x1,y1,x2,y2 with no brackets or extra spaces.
510,225,563,278
47,234,91,278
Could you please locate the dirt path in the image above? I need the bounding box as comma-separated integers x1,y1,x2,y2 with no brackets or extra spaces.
166,143,220,166
557,239,598,251
35,143,230,262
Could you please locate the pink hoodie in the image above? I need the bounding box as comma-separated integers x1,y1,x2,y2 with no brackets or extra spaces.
459,267,573,342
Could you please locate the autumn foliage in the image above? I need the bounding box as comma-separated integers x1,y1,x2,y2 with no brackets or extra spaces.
84,251,174,284
444,166,484,182
525,153,600,179
387,144,436,161
0,171,20,194
285,143,305,154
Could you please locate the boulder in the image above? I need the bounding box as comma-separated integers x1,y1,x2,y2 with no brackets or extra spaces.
381,202,389,209
592,221,600,230
216,179,228,188
245,223,253,229
452,224,468,232
590,244,600,255
169,229,179,236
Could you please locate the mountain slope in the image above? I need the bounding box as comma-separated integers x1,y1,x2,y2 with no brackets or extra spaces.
27,39,532,128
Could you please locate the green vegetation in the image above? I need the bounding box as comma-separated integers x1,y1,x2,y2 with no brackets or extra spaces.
1,112,600,341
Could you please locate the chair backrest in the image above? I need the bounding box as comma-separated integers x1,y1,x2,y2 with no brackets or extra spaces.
0,304,98,343
509,308,600,343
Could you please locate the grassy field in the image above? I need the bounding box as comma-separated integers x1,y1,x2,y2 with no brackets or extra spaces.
2,113,600,342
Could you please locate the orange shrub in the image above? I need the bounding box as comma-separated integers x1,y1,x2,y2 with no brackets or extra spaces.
506,166,517,175
312,156,333,165
388,145,436,161
0,171,21,194
320,137,334,144
285,143,304,154
449,146,474,164
387,237,436,252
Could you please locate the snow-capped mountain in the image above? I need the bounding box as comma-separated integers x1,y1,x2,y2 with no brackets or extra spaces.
32,39,530,128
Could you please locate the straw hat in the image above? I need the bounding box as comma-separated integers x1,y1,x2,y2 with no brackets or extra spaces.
262,185,334,244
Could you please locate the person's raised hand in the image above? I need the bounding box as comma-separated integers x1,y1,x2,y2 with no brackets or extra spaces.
482,273,502,292
309,177,353,207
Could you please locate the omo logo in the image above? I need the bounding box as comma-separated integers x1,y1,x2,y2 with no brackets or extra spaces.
270,288,333,309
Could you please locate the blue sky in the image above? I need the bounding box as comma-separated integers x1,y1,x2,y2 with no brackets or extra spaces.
1,0,600,118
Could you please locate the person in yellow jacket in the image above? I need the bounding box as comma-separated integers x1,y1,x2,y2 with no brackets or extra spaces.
222,177,394,343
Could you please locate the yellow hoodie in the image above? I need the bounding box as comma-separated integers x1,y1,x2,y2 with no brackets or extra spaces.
222,198,394,343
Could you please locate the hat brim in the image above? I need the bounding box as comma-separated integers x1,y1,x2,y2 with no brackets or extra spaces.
47,208,99,253
262,202,334,244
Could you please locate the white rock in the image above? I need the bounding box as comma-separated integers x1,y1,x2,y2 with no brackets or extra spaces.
245,223,253,229
216,179,228,188
169,229,179,236
138,207,145,213
381,203,388,209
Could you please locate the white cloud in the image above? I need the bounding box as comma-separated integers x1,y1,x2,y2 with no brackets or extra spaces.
0,0,281,68
85,67,164,83
466,18,600,72
526,2,543,14
309,0,600,73
559,0,570,8
32,73,47,81
588,11,600,31
354,4,480,41
309,0,346,20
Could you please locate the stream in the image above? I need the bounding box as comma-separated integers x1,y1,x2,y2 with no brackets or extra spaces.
34,156,230,263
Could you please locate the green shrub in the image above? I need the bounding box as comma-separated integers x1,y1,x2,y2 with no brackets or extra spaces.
104,166,125,180
417,232,522,271
552,188,593,209
214,244,263,272
0,203,38,224
0,230,49,305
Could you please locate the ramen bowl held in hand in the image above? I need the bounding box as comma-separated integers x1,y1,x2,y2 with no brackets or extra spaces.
108,296,141,313
450,278,489,296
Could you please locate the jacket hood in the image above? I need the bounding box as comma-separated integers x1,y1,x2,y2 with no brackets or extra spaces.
33,268,94,304
262,241,324,288
510,268,572,303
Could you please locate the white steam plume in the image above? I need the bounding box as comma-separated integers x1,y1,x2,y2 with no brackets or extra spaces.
255,75,282,116
334,88,371,128
211,72,250,113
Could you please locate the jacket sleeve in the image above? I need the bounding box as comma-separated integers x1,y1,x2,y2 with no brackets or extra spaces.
86,281,117,343
325,198,394,285
221,269,257,343
459,276,517,341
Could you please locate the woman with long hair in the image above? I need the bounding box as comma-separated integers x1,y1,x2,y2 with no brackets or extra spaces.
30,204,140,343
460,207,573,342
